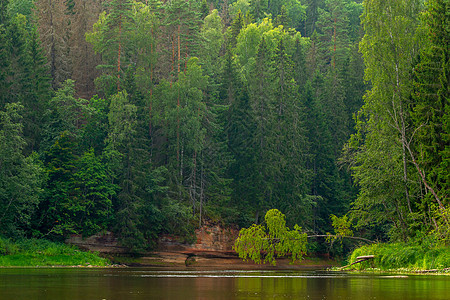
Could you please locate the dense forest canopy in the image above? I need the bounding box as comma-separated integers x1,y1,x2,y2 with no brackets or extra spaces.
0,0,448,251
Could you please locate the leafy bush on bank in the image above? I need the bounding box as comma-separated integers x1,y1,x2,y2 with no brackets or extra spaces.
0,237,110,267
349,243,450,271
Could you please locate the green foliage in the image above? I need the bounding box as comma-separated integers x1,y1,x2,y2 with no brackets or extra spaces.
0,11,50,152
343,0,449,243
349,243,450,271
234,209,307,265
326,214,353,244
72,148,116,236
4,0,446,255
412,0,449,213
160,199,196,243
0,103,44,238
39,131,79,237
41,79,90,152
0,237,110,266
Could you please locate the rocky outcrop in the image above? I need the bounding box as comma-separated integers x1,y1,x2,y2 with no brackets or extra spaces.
66,223,240,258
157,222,239,253
65,225,337,268
65,223,243,266
66,232,128,254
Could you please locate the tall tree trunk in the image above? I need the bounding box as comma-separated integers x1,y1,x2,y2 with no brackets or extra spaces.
117,17,122,91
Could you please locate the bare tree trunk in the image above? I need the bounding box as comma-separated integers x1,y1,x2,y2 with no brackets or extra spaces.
117,16,122,91
177,24,181,73
199,151,205,227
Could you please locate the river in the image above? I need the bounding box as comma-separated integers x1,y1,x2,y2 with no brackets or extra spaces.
0,268,449,299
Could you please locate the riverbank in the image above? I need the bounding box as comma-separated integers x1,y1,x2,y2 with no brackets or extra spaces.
109,251,339,269
1,235,338,268
0,236,338,269
341,242,450,274
0,237,110,267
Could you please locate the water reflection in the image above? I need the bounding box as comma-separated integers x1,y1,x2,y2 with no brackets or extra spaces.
0,268,449,299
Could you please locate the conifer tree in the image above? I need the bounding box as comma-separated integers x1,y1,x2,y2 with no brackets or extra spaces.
73,148,116,236
412,0,449,204
0,12,50,152
248,36,273,216
302,0,324,37
22,25,51,152
227,88,259,222
107,90,165,249
35,0,72,89
346,0,433,240
0,0,9,25
271,37,310,210
38,131,79,237
86,0,134,95
229,10,243,49
71,0,103,98
0,103,44,238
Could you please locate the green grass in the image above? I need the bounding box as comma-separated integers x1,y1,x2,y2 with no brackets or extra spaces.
0,237,110,267
347,243,450,272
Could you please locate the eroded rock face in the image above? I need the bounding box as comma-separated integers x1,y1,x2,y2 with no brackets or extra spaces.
66,232,128,254
191,224,239,251
66,223,240,255
157,222,239,252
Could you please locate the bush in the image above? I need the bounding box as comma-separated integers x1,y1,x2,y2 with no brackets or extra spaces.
0,237,110,266
348,243,450,271
0,237,19,255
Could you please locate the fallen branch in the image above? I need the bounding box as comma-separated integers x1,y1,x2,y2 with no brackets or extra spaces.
259,235,374,244
339,255,375,270
307,235,374,244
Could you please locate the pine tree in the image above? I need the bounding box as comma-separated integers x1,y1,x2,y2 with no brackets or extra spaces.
5,13,32,104
71,0,103,98
302,0,324,37
315,0,351,72
227,88,259,222
106,90,144,248
0,103,44,238
346,0,437,240
229,10,243,49
198,9,224,102
72,148,116,236
162,0,202,80
86,0,134,95
38,131,79,237
35,0,72,89
271,37,310,210
107,90,165,249
275,5,290,28
0,23,9,108
22,25,51,153
40,79,90,152
248,37,274,217
292,37,307,89
1,13,50,153
412,0,450,204
250,0,268,21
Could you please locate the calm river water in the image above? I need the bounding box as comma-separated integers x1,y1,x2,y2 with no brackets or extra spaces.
0,268,449,299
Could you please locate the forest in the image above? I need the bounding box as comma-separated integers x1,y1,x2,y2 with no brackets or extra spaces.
0,0,448,253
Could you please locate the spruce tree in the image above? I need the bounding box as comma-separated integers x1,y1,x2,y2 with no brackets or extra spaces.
227,88,259,223
412,0,449,203
86,0,134,95
0,103,44,238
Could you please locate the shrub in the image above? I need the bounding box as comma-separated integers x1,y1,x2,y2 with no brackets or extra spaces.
348,243,450,271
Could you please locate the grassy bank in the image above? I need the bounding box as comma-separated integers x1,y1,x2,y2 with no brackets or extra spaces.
346,243,450,272
0,237,110,267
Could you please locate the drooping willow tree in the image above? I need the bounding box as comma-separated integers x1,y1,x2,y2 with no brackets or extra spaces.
233,209,308,265
234,209,372,265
